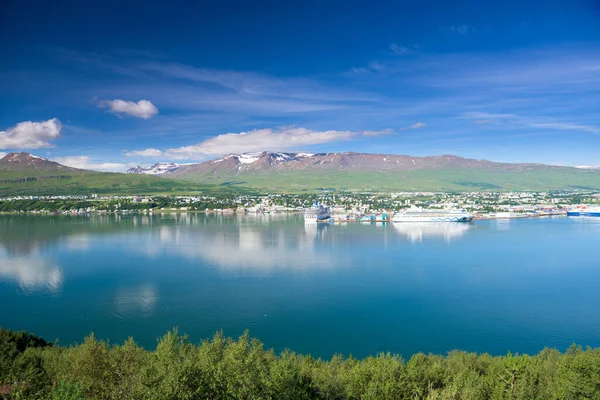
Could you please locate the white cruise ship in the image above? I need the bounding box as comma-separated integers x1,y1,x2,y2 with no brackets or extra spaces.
304,203,331,223
566,205,600,217
393,207,474,223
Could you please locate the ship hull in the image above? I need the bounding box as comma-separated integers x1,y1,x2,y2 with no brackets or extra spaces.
393,215,473,223
567,211,600,217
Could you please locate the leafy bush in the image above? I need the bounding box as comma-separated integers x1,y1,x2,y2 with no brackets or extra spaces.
1,327,600,399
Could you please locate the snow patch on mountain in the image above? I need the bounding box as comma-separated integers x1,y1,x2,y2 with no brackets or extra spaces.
575,165,600,170
272,153,293,161
238,153,262,164
127,163,182,175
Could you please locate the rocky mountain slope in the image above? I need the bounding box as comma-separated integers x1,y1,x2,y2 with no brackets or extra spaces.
160,152,564,177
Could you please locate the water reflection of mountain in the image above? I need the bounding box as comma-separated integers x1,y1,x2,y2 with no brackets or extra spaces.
393,222,473,243
0,214,132,255
142,217,335,273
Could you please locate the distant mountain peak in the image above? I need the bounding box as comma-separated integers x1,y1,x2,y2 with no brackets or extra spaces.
0,152,75,172
1,152,48,162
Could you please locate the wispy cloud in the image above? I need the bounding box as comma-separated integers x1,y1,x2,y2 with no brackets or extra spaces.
446,25,470,35
0,118,61,149
125,126,395,160
362,128,396,136
461,112,600,135
97,99,158,119
528,122,600,134
53,155,128,172
398,122,427,130
390,43,412,55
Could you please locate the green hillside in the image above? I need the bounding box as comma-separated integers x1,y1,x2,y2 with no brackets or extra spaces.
0,169,236,196
3,167,599,195
172,168,600,192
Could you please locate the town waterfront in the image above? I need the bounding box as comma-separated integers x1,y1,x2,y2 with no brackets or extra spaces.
1,213,599,359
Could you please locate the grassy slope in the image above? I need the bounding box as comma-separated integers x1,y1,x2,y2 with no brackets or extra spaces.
175,168,600,192
0,169,241,196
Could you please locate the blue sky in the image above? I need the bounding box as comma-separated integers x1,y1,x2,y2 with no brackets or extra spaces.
1,0,599,170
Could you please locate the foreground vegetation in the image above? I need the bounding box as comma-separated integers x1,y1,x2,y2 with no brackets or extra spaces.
1,328,599,399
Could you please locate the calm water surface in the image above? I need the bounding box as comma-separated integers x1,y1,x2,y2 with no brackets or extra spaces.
1,213,599,358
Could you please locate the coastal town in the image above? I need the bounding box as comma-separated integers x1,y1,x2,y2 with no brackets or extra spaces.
1,190,599,219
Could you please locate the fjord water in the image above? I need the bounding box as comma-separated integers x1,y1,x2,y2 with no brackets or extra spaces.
1,214,599,359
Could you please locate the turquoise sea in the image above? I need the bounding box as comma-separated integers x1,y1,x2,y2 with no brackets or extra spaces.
1,213,599,358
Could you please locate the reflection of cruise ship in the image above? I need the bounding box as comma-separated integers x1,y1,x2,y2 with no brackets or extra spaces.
393,207,474,223
393,222,472,243
567,205,600,217
304,203,331,223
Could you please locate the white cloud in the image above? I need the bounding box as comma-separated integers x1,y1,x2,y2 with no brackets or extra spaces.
126,127,395,159
0,118,61,149
167,127,354,159
53,155,127,172
125,148,163,157
98,99,158,119
390,43,411,55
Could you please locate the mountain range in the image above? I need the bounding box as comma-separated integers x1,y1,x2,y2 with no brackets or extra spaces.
127,151,600,192
2,151,600,194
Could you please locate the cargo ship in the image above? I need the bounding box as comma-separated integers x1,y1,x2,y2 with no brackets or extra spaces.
304,203,331,223
566,205,600,217
393,207,474,223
